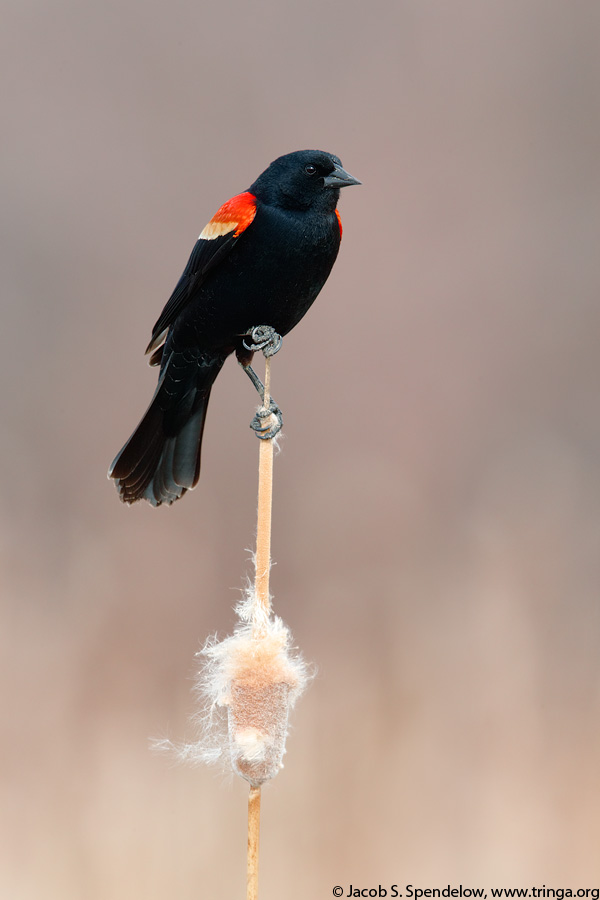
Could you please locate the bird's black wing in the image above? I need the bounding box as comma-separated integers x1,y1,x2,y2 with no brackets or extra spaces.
145,191,258,357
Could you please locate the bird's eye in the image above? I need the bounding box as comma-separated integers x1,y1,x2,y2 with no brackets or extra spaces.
304,164,317,176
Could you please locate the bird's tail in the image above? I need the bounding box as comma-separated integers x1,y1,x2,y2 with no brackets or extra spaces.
109,349,224,506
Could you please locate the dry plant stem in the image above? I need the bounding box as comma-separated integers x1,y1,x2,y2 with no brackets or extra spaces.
254,355,274,631
246,355,275,899
247,785,261,900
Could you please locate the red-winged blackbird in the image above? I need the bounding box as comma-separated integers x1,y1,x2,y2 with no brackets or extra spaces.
109,149,360,506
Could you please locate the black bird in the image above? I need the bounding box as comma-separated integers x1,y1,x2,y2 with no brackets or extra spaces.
109,149,360,506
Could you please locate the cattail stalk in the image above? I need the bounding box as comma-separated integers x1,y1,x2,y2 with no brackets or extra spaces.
247,355,274,899
254,356,273,631
247,785,261,900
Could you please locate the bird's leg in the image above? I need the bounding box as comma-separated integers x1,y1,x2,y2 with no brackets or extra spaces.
238,326,284,440
239,362,284,440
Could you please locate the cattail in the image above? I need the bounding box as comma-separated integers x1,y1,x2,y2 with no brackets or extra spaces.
156,354,309,898
187,586,308,785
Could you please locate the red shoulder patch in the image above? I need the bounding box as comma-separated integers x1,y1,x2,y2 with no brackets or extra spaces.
199,192,257,241
335,209,342,238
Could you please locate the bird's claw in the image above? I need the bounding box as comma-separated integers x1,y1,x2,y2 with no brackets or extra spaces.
242,325,283,358
250,401,283,440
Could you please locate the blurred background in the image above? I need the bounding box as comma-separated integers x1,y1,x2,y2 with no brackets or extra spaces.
2,0,600,896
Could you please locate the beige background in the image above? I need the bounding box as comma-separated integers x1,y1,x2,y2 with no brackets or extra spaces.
2,1,600,897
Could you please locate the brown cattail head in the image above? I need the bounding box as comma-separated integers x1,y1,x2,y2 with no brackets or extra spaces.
224,623,304,784
229,679,292,783
154,600,309,781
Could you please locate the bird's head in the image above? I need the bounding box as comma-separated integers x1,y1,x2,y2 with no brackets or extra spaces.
250,150,361,211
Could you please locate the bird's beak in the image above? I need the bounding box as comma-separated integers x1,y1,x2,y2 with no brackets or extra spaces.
323,163,362,189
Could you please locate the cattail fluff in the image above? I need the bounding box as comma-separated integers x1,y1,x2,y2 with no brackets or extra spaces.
158,584,309,785
213,590,307,784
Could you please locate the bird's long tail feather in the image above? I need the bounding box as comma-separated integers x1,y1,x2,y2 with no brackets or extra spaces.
109,350,223,506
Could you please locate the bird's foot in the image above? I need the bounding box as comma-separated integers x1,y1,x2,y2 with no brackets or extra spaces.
242,325,282,358
250,400,283,441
